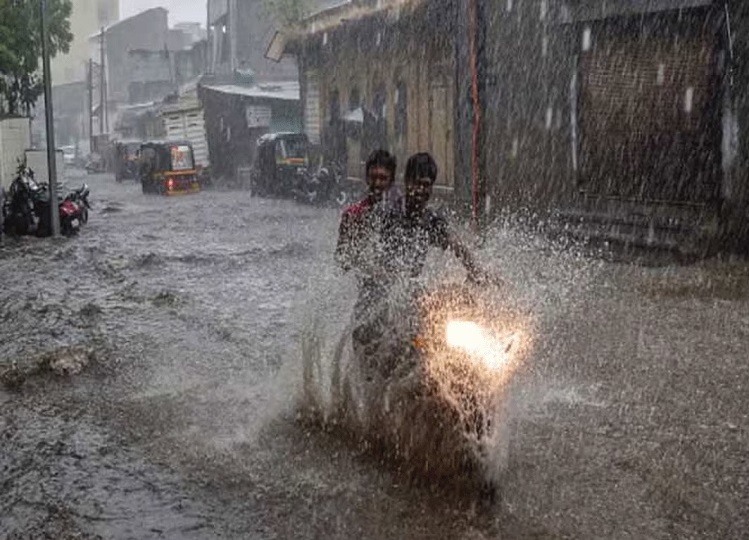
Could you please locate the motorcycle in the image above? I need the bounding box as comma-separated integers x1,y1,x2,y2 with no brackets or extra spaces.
313,162,349,207
291,162,349,207
2,164,90,237
341,280,527,492
65,184,92,224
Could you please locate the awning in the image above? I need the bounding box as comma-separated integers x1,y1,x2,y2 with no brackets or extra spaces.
559,0,715,23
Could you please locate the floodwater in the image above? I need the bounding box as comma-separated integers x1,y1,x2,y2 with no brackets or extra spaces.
1,172,747,539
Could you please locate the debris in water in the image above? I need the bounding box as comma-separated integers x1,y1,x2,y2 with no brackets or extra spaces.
1,346,95,389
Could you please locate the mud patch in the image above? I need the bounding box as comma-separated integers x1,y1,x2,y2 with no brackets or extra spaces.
1,346,96,390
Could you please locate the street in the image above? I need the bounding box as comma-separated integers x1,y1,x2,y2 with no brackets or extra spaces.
1,172,748,539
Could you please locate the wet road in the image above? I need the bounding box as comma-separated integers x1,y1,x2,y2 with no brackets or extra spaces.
1,172,748,539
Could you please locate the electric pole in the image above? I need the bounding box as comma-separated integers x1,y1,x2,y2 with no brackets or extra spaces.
40,0,60,237
88,59,94,152
99,27,106,134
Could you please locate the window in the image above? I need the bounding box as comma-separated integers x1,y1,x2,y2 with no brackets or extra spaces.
171,145,194,171
395,80,408,139
372,83,386,120
348,86,361,111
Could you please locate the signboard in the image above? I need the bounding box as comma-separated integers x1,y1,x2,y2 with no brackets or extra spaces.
246,105,272,128
264,30,288,63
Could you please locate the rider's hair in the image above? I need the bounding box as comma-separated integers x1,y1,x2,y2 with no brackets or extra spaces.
405,153,438,184
365,149,396,180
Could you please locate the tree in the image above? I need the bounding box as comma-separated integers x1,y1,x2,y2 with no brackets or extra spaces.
265,0,312,29
0,0,73,116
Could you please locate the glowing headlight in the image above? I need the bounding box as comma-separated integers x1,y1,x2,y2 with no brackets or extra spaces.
446,321,518,370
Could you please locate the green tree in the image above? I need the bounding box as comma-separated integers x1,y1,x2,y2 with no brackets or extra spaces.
265,0,311,29
0,0,73,116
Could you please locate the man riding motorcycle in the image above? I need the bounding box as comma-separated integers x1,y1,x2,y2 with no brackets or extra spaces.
381,152,492,284
335,150,403,369
336,151,494,376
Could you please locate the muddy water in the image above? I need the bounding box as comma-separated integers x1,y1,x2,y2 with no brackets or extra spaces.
1,172,748,539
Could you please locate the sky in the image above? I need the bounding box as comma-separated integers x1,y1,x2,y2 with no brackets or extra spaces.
120,0,207,26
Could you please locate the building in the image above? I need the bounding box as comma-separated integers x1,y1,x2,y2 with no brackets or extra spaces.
91,8,172,107
52,0,119,85
199,81,302,179
288,0,749,255
88,8,208,142
476,0,733,252
288,0,458,188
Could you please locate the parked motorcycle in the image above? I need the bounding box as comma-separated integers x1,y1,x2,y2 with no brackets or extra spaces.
65,184,92,224
313,162,349,207
291,162,349,207
2,164,90,237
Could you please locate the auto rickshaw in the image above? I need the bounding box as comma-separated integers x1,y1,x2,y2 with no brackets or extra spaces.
114,140,142,182
251,133,310,197
138,140,201,196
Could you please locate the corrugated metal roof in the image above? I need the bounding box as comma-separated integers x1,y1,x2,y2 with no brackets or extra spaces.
201,81,300,101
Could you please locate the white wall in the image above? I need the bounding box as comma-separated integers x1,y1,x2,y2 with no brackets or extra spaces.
0,118,32,190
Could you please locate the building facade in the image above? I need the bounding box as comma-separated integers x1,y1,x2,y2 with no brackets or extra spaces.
52,0,119,85
290,0,749,254
291,0,457,187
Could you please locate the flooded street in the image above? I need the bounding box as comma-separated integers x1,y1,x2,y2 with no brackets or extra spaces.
1,172,748,539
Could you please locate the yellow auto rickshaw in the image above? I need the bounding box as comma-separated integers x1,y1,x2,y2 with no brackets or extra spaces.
139,140,201,196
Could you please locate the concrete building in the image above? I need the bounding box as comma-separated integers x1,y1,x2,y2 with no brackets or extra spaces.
205,0,339,83
51,0,119,85
288,0,749,255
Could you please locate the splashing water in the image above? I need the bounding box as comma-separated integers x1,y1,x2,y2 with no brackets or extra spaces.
296,252,536,490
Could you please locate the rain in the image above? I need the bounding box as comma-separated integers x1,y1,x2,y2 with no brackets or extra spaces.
1,0,748,538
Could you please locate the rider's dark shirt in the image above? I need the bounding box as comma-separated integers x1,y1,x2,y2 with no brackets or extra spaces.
382,208,450,278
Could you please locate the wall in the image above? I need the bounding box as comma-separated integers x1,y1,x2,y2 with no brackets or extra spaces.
480,1,726,220
103,8,170,104
0,118,32,190
52,81,88,146
478,0,578,214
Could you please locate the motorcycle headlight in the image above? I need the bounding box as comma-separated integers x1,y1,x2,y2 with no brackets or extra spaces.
445,320,519,371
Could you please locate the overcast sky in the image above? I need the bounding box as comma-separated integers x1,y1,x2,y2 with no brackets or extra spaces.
120,0,207,26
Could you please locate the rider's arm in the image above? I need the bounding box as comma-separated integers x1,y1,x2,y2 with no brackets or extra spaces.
434,214,496,285
446,233,484,281
335,213,355,271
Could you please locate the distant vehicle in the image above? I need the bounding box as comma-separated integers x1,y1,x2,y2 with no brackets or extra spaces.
251,132,310,198
113,140,142,182
138,140,201,196
61,146,76,167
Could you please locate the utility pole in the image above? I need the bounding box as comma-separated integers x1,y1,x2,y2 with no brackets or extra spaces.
88,59,94,152
99,27,106,134
229,0,237,71
40,0,60,237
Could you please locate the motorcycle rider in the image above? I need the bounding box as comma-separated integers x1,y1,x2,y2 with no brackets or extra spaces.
382,152,492,284
335,149,403,369
335,149,402,276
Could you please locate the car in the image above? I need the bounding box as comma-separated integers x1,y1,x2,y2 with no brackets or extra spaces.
61,145,76,167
